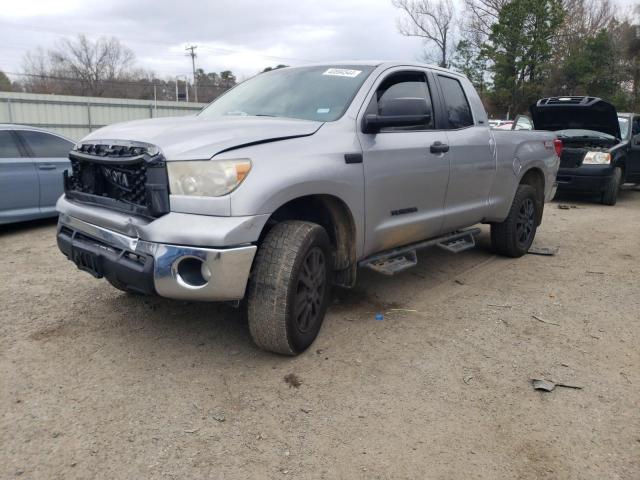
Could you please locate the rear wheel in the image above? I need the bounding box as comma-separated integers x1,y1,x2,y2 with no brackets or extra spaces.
491,184,538,258
246,220,332,355
601,167,622,206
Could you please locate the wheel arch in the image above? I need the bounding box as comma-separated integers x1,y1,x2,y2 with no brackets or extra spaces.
259,194,358,287
518,167,545,225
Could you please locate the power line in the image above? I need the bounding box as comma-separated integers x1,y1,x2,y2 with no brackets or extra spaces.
2,71,227,89
0,21,318,64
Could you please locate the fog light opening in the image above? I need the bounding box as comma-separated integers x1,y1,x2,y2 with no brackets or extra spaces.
176,257,208,288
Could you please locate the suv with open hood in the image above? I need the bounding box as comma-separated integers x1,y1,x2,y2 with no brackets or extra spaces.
530,96,638,205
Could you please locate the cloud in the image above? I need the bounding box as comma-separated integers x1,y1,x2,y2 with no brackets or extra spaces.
0,0,426,79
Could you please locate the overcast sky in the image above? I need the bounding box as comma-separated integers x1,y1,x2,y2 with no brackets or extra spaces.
0,0,428,81
1,0,637,82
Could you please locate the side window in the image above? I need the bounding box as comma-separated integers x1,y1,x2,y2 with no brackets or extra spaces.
0,131,23,159
633,117,640,136
438,75,474,129
18,130,73,158
369,71,433,131
515,116,533,130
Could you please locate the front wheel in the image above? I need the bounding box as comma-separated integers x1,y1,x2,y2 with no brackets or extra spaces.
491,184,539,258
601,167,622,206
246,220,332,355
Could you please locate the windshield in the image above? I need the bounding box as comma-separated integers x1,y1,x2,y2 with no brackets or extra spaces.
555,129,616,140
618,117,630,139
199,66,375,122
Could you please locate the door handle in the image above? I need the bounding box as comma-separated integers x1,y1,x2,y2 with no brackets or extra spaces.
38,164,56,170
430,141,450,154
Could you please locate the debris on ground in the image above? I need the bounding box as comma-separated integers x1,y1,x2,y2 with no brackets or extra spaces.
185,427,200,433
528,245,559,256
375,313,384,321
558,204,571,209
211,412,226,423
586,270,605,275
300,407,312,414
463,375,474,384
454,279,465,285
531,379,583,392
532,314,560,326
487,303,512,308
284,373,302,388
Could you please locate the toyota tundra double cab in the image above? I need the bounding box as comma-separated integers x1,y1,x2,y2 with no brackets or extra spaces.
56,62,560,355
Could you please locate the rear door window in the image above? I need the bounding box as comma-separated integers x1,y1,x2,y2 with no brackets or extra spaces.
17,130,73,158
438,76,474,129
0,131,23,158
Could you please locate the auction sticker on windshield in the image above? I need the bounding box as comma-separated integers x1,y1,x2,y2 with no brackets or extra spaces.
323,68,362,78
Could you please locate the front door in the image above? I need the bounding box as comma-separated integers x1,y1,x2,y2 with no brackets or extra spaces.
358,69,450,257
0,130,39,223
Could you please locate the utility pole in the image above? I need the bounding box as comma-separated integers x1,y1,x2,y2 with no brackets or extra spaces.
185,45,198,103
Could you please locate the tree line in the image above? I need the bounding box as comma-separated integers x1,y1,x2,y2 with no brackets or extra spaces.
0,34,239,103
394,0,640,117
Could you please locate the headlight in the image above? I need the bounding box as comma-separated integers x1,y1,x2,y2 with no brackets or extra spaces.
583,152,611,165
167,159,251,197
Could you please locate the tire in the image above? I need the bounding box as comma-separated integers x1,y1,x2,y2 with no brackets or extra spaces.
246,220,332,355
491,184,538,258
601,167,622,206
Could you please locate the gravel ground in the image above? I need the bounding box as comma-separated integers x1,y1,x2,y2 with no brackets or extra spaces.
1,189,639,480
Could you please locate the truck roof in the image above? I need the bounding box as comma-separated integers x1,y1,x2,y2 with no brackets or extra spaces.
286,60,466,78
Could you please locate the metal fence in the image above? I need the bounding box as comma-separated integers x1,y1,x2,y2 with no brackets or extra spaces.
0,91,207,141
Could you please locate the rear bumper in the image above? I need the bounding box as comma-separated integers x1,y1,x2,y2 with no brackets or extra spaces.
556,165,614,192
57,215,256,301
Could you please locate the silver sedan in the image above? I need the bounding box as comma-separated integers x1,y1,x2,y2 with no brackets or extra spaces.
0,125,73,225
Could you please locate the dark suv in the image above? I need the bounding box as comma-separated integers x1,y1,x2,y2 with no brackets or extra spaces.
531,97,640,205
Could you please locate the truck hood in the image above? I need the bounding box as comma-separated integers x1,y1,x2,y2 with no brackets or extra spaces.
530,97,621,139
81,115,324,160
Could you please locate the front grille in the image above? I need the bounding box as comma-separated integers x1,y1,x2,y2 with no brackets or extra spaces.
65,142,170,218
560,148,585,168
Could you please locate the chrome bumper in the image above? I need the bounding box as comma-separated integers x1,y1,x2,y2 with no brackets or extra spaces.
58,214,256,301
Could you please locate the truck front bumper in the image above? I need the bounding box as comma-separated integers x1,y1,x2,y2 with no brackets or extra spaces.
57,214,257,301
556,165,614,193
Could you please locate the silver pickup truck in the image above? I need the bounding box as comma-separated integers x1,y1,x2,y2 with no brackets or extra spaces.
56,62,560,354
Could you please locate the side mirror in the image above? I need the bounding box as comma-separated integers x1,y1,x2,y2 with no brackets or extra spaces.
362,113,432,133
362,97,431,134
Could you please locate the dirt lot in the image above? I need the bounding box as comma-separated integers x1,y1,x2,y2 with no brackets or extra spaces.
1,189,639,480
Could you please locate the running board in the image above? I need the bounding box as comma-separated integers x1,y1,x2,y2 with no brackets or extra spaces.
359,228,481,276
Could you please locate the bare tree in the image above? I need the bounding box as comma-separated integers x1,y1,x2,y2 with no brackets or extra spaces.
556,0,614,50
392,0,455,67
49,35,136,96
462,0,510,44
22,34,137,97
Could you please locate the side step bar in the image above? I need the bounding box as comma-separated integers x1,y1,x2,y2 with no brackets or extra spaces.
359,228,481,276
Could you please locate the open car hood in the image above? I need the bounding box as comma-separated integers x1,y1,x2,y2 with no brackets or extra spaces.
530,97,621,139
82,115,324,160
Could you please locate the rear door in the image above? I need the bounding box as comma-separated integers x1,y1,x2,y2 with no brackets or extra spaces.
17,130,73,213
434,74,496,232
0,130,40,223
357,68,450,256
